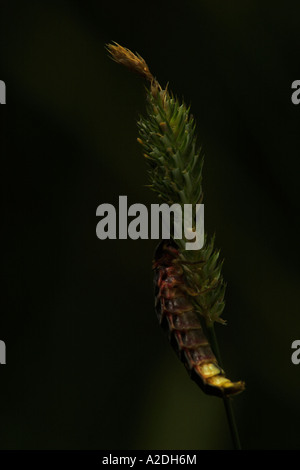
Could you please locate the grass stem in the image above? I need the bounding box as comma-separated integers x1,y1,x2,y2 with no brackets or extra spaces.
207,325,242,450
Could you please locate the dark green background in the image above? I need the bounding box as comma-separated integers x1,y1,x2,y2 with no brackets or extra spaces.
1,0,300,450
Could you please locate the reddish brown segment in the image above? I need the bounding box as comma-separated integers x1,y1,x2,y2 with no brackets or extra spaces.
153,239,245,397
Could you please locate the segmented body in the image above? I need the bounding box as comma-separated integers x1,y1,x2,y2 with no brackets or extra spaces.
153,239,245,397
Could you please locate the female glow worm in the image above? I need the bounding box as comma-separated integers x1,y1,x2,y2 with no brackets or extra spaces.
153,239,245,397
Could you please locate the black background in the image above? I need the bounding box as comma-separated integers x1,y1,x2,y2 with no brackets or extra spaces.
0,0,300,450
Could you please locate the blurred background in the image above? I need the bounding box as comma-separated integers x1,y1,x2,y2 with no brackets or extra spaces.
0,0,300,450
